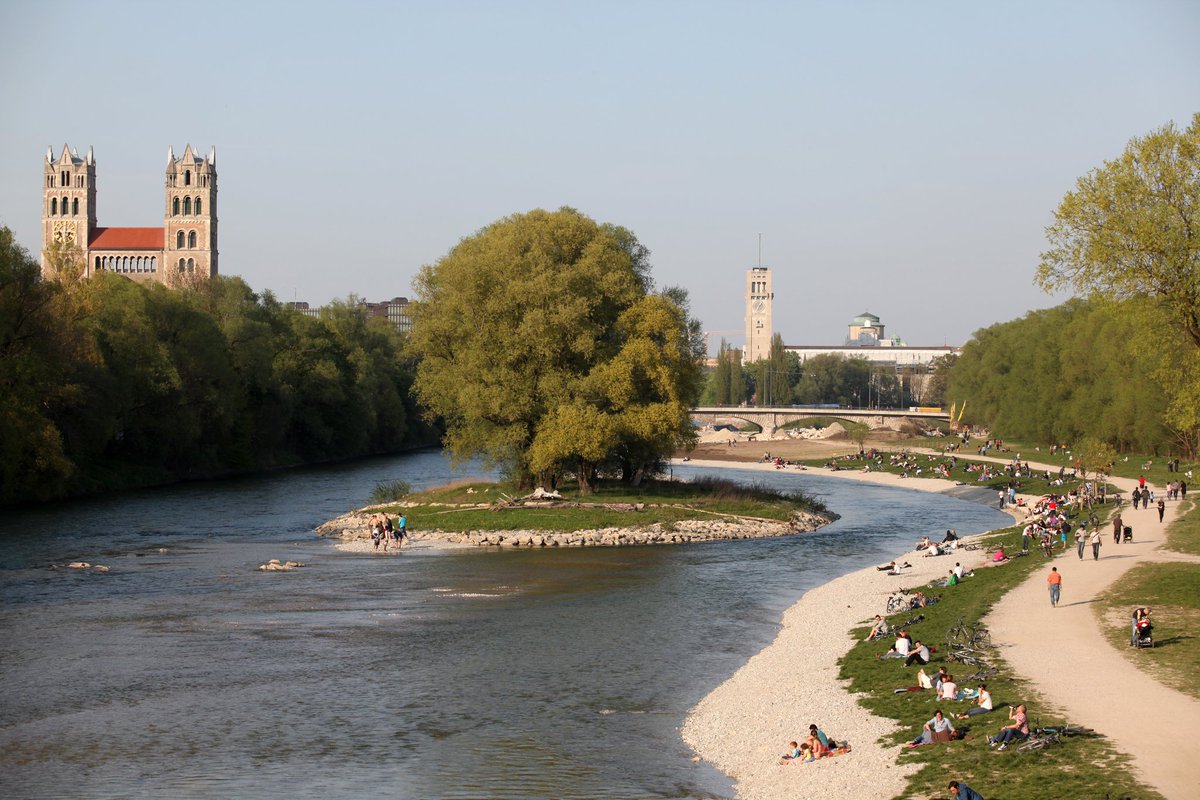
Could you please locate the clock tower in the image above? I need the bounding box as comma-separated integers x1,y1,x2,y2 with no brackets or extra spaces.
744,267,773,362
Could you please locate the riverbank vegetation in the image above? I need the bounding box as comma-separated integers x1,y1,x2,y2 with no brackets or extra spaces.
840,520,1161,799
375,476,828,533
406,208,705,494
0,229,431,506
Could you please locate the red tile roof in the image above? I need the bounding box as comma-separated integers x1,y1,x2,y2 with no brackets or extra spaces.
88,227,164,250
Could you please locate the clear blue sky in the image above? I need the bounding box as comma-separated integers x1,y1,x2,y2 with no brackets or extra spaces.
2,1,1197,349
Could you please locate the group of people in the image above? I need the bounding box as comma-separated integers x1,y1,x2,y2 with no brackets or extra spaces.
779,724,851,763
367,512,407,551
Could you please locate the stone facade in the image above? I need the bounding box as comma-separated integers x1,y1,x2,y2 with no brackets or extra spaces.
41,143,218,283
744,266,773,363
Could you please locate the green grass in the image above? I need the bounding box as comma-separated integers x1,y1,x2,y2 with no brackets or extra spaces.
798,450,1110,499
1165,498,1200,556
1094,561,1200,703
839,523,1162,799
381,477,826,533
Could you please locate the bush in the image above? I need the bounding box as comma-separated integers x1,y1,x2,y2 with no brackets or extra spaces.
370,479,411,504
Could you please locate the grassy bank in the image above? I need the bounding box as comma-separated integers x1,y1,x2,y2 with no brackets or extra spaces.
838,523,1162,799
375,477,829,534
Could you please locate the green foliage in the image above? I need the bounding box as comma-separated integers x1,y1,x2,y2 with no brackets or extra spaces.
948,299,1172,453
1037,114,1200,453
370,479,412,504
711,338,744,405
0,226,425,505
407,208,703,492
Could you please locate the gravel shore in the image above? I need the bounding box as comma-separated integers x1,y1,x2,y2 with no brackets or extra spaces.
678,458,1006,800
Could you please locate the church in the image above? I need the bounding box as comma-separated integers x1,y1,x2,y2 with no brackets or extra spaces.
41,144,218,283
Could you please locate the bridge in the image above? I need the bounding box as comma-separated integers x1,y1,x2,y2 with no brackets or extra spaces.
691,406,950,438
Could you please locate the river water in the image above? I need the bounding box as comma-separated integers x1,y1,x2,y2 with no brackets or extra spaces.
0,451,1009,799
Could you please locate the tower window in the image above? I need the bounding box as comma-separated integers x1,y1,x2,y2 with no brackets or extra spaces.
150,257,156,272
184,196,192,215
173,197,180,216
51,198,57,215
185,170,191,186
188,231,197,249
179,258,185,272
194,197,202,215
72,198,79,215
186,258,194,273
61,170,68,186
177,231,185,249
61,196,68,215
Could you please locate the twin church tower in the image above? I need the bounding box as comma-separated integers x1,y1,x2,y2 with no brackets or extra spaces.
41,143,217,282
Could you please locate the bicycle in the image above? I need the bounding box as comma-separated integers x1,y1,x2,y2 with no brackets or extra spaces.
886,590,911,614
962,666,999,682
946,616,991,649
1016,721,1095,752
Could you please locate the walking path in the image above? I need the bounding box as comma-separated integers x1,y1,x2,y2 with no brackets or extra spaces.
984,470,1200,799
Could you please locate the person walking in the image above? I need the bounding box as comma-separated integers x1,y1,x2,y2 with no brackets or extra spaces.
1112,512,1123,545
1090,528,1103,560
1075,526,1086,559
1047,567,1062,607
1157,498,1166,523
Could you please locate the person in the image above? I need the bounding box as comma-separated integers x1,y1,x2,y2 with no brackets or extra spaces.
942,529,959,544
1132,607,1153,644
805,729,827,759
992,546,1009,564
779,741,802,763
939,673,958,701
958,683,994,718
865,615,890,642
948,780,985,800
881,630,912,659
1047,567,1062,607
382,515,394,551
1112,512,1123,545
808,724,831,752
396,513,408,547
1090,527,1102,560
905,639,931,667
953,562,965,581
909,709,955,747
1021,523,1033,553
944,569,959,587
1075,525,1087,560
988,704,1030,749
1158,498,1166,523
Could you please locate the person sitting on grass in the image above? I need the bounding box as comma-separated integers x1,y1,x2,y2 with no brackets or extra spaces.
948,780,985,800
988,704,1030,749
958,683,994,717
864,615,890,641
908,709,955,747
939,673,959,702
880,630,912,659
905,639,931,667
992,545,1009,564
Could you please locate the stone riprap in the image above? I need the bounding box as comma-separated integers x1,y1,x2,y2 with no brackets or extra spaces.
315,509,838,548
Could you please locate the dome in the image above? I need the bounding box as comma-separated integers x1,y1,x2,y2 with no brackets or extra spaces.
849,311,881,326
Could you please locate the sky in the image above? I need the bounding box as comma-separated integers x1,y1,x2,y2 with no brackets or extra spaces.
2,1,1197,350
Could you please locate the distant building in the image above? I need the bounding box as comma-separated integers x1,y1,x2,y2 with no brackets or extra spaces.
41,143,218,283
744,267,773,362
786,311,958,369
287,297,413,334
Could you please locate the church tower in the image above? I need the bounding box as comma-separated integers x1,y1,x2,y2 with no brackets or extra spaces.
41,144,96,275
164,144,218,278
744,267,773,363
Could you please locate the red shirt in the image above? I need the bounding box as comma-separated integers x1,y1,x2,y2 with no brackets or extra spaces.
1048,571,1062,586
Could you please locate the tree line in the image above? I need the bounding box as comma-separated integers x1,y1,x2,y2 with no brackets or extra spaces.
705,332,953,409
1,228,431,505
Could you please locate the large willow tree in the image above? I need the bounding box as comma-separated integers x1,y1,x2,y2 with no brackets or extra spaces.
407,208,702,492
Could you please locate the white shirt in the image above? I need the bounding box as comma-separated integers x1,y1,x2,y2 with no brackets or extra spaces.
978,689,993,710
940,680,958,701
953,564,964,580
894,637,911,656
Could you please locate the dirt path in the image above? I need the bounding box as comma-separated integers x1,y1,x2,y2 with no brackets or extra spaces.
985,473,1200,799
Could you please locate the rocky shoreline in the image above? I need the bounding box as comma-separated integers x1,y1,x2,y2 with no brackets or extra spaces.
314,508,840,549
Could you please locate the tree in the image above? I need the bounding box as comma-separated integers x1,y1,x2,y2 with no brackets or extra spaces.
1037,114,1200,452
407,208,701,491
844,421,870,454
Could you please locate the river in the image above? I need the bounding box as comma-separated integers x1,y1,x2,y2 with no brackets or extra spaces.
0,450,1010,799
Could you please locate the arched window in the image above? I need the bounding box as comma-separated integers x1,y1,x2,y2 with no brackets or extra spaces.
95,257,101,271
185,170,192,186
188,231,197,249
187,258,194,273
183,196,192,215
61,196,69,215
51,198,57,215
150,257,156,272
61,170,68,186
173,197,180,216
179,258,186,272
72,198,79,215
177,231,185,249
194,197,202,215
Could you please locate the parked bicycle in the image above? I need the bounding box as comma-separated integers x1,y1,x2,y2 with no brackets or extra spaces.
946,616,991,649
1016,721,1094,752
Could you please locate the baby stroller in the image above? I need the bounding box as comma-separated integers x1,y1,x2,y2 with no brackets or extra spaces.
1130,608,1153,648
1123,525,1133,543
